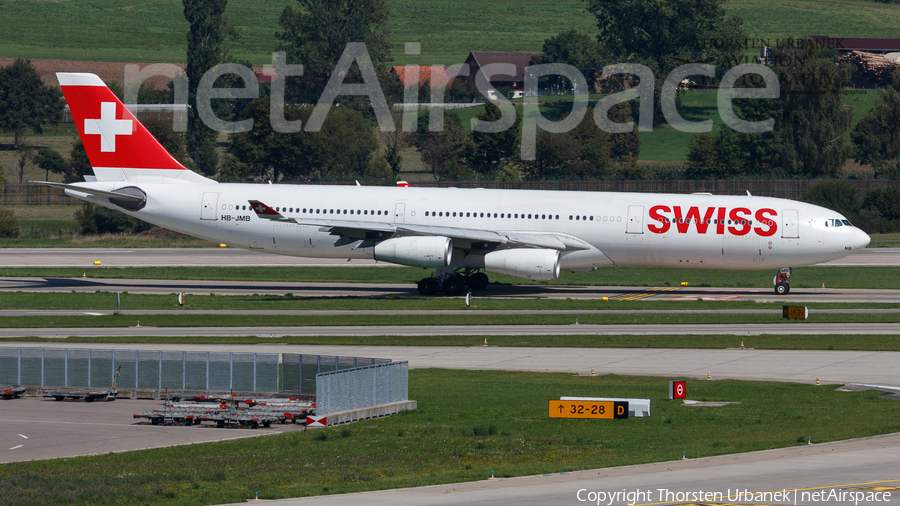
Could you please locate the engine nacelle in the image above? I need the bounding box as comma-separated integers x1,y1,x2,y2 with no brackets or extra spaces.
373,236,452,268
484,249,560,281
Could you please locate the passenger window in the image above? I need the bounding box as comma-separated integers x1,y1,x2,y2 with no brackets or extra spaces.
569,215,573,220
589,216,593,221
466,212,470,217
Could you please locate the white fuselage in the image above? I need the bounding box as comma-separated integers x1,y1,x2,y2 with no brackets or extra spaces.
70,183,870,271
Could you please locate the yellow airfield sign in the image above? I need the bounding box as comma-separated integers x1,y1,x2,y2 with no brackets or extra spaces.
549,400,629,419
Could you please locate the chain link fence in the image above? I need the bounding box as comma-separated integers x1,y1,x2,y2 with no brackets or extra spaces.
281,354,391,395
315,361,409,415
0,347,278,392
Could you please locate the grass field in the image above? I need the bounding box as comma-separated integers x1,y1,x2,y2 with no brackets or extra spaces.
2,0,900,67
5,291,899,311
2,310,899,329
5,332,899,352
1,370,898,506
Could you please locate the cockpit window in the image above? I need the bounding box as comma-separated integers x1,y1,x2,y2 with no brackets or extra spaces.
841,220,852,226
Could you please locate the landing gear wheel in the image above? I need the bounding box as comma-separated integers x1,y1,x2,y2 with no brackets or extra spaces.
444,276,466,296
467,272,489,291
417,278,438,296
775,282,790,295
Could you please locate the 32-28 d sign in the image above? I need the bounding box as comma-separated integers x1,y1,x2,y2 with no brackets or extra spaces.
549,400,629,419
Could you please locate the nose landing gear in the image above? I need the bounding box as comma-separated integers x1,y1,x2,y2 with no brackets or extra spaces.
773,267,792,295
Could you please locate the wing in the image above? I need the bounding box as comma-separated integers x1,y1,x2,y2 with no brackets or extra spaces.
249,200,590,251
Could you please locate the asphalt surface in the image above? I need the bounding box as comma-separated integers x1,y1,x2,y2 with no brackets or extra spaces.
4,322,900,338
0,397,305,465
5,276,900,302
4,308,900,316
1,246,898,267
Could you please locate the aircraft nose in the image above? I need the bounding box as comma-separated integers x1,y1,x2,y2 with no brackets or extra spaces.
855,228,871,250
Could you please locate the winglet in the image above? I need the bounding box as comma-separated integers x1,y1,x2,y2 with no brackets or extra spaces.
248,200,297,223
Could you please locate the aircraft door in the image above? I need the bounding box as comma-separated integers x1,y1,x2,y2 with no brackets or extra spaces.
782,209,799,238
394,203,406,224
626,205,643,234
201,192,219,220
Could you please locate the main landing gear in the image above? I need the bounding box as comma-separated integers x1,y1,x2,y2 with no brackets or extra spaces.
417,268,489,296
773,267,792,295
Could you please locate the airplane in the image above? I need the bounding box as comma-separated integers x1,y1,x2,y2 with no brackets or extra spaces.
37,72,870,296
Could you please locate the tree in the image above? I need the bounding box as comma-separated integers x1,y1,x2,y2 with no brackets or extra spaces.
852,69,900,178
608,101,640,160
469,101,519,178
802,179,860,218
68,140,94,182
531,30,607,93
35,148,69,181
15,146,33,184
138,112,189,166
229,97,379,182
183,0,241,177
275,0,394,107
0,59,63,149
0,208,19,238
586,0,744,77
415,113,473,181
377,111,413,180
772,41,853,177
685,133,717,178
585,0,746,124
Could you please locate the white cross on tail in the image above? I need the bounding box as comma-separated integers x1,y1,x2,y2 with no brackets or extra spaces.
84,102,133,152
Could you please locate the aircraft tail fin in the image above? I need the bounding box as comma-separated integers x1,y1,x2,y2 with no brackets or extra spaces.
56,72,213,183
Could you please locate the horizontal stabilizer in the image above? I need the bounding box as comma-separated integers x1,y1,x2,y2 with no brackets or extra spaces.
30,181,145,202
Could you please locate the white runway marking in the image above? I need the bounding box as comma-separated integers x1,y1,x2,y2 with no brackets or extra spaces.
18,434,27,439
9,445,22,450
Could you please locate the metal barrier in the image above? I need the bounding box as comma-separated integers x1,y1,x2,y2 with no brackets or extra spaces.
0,347,279,392
281,354,391,395
315,361,409,415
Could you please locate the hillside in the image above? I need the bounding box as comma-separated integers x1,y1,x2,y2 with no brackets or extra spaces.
1,0,899,66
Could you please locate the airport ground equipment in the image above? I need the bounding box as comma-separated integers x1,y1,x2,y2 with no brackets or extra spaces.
43,387,118,402
1,386,26,399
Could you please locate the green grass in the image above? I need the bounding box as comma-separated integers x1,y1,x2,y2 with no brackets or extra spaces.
726,0,900,45
0,265,895,289
2,291,899,311
2,309,899,329
869,233,900,248
1,370,899,505
3,0,900,67
5,333,900,351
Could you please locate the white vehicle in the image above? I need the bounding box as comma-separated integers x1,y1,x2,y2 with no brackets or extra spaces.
40,73,870,296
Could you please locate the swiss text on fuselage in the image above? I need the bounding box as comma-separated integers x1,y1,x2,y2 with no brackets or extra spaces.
648,206,778,236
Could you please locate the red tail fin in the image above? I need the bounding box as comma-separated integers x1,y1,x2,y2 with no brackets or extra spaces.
57,73,210,183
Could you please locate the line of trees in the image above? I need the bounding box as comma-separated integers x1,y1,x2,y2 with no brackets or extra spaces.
2,0,899,186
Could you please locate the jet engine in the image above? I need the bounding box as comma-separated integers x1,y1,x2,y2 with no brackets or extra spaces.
483,248,560,281
373,236,452,268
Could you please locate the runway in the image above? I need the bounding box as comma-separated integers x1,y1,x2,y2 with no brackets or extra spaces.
1,246,898,267
5,276,900,302
4,322,900,338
